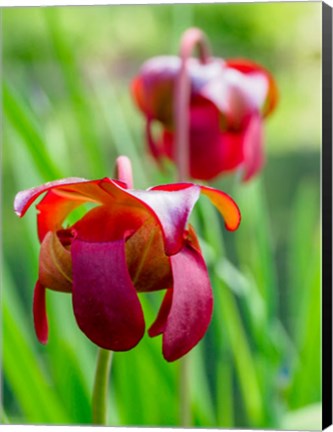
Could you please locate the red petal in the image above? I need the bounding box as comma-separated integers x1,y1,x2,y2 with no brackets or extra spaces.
201,67,268,128
148,288,173,337
200,185,241,231
71,238,145,351
160,96,244,181
36,190,83,242
33,281,48,344
15,177,116,242
131,56,179,125
242,113,264,182
146,118,163,161
14,177,87,217
72,205,146,243
226,58,278,117
160,243,213,362
135,184,201,255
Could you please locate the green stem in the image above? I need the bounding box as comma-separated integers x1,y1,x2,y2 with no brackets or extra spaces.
92,348,113,425
174,28,211,427
179,355,191,426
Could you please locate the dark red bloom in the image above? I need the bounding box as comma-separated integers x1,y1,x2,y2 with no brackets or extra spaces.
132,56,278,181
15,177,240,361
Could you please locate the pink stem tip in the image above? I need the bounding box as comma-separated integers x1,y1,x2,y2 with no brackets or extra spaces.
115,156,134,189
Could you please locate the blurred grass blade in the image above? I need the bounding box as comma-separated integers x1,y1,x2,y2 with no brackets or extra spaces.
287,181,319,339
3,266,70,424
216,357,234,427
190,345,215,426
287,245,321,408
92,80,150,188
213,274,264,426
235,178,278,321
43,8,108,177
3,81,63,181
1,407,10,424
199,195,264,426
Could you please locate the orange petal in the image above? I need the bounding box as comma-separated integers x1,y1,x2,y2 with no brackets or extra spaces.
200,185,241,231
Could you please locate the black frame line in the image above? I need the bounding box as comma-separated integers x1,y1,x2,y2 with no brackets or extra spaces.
322,2,333,429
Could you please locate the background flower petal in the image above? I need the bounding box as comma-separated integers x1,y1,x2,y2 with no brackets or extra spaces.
225,58,278,117
242,113,264,181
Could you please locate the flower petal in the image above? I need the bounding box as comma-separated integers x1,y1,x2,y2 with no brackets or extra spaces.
71,238,145,351
156,242,213,362
135,184,201,255
39,231,72,293
125,223,172,293
15,177,117,242
102,180,201,255
242,113,264,181
201,67,268,128
200,185,241,231
146,118,164,161
14,177,86,217
33,281,48,344
131,56,179,126
225,58,278,117
148,288,173,337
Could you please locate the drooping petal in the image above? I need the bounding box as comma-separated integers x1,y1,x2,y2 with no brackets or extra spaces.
150,182,240,232
160,96,244,180
71,238,145,351
101,179,201,255
200,185,241,231
200,67,268,129
135,184,201,255
131,56,180,126
225,58,278,117
33,281,48,344
156,242,213,362
146,118,164,162
14,177,86,217
242,113,264,181
148,288,173,337
15,177,117,242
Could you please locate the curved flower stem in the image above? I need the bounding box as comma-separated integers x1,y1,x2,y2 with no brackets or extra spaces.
174,28,211,183
174,28,211,427
92,348,113,425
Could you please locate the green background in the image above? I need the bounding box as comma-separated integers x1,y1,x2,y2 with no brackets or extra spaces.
2,2,321,429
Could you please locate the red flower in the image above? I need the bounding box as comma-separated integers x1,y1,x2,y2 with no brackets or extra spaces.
15,177,240,361
132,56,278,181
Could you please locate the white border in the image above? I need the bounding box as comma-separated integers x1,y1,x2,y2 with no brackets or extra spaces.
1,1,329,432
0,0,321,7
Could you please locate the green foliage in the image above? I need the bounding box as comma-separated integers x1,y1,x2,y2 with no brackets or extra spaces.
2,3,321,430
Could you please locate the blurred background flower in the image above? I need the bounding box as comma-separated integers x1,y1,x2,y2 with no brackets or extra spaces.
2,2,321,429
131,55,278,181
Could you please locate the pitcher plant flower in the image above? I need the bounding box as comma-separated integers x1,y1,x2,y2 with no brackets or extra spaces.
132,46,278,181
14,164,240,362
